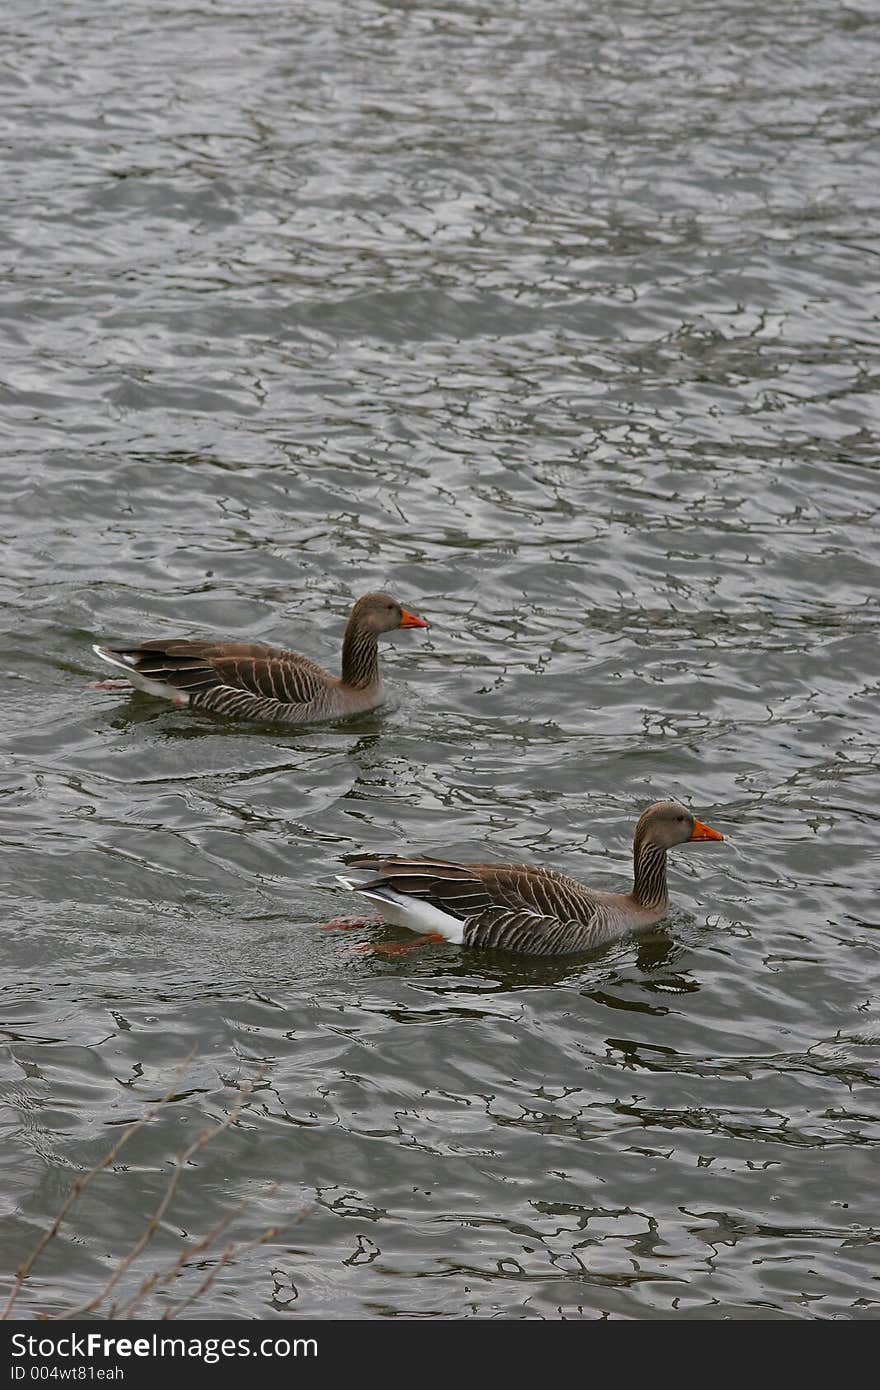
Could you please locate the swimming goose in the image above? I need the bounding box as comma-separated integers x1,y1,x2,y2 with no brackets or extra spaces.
337,801,724,956
90,592,428,724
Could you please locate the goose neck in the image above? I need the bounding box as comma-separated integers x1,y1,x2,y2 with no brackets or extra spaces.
632,836,668,910
341,623,379,689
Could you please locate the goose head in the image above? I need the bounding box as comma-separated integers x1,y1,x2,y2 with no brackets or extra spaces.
635,799,724,851
348,592,428,637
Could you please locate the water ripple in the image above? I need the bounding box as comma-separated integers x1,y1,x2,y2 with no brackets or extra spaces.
1,0,879,1320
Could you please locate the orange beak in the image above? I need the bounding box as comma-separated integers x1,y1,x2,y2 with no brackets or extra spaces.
690,817,724,842
399,609,428,629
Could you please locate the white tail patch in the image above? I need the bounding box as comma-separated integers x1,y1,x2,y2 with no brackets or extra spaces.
336,874,464,944
91,645,190,705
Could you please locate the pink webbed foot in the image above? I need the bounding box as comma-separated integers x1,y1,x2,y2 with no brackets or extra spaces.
353,933,446,957
320,913,384,931
87,679,133,692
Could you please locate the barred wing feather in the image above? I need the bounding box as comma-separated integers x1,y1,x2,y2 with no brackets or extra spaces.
103,640,328,708
347,857,607,954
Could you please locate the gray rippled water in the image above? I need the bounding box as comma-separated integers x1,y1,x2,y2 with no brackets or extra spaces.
1,0,879,1320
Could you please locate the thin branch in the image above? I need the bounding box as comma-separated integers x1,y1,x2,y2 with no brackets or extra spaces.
52,1070,263,1321
160,1223,287,1321
2,1051,196,1321
111,1183,282,1321
5,1058,307,1322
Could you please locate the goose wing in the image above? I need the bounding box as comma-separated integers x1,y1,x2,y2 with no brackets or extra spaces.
348,857,606,955
101,640,329,706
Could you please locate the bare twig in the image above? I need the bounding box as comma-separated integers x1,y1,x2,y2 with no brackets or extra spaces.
1,1051,196,1321
52,1070,264,1321
4,1058,305,1322
111,1182,279,1320
159,1223,288,1321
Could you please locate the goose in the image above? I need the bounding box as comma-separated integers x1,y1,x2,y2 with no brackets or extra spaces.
90,592,428,724
336,801,724,956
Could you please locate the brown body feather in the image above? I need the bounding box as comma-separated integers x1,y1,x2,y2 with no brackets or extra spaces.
348,856,632,953
92,592,427,725
344,803,724,956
